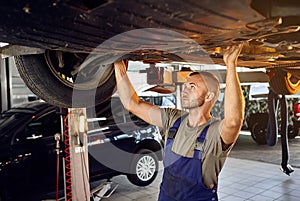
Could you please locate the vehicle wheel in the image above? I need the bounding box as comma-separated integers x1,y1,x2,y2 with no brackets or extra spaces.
127,149,158,187
248,113,268,145
288,125,298,139
269,69,300,95
288,130,297,139
14,51,116,108
251,122,267,145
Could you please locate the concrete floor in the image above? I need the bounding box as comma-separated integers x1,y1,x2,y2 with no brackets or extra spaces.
94,133,300,201
99,158,300,201
230,133,300,168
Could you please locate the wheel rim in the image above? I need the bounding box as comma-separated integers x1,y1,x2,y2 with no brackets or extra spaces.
45,50,114,90
252,123,267,144
136,155,156,181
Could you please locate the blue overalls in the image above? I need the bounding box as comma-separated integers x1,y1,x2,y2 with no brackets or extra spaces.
158,116,218,201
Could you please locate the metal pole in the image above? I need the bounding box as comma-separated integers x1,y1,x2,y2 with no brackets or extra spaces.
67,108,90,201
0,58,9,112
59,108,67,201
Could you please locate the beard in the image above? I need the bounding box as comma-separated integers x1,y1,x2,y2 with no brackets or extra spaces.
181,97,205,109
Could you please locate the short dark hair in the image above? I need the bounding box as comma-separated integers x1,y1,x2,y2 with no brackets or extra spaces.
189,71,220,97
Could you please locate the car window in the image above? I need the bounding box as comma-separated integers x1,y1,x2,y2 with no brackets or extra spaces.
140,95,176,108
14,111,60,143
249,84,269,100
28,112,60,136
110,98,127,124
91,96,163,131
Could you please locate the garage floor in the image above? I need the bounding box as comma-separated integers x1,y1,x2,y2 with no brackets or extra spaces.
230,132,300,168
98,134,300,201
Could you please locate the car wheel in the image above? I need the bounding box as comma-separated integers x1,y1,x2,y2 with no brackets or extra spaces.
288,125,297,139
127,149,158,187
248,113,268,145
251,122,267,145
269,69,300,95
14,51,116,108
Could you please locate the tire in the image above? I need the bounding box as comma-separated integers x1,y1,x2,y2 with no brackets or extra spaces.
248,113,268,145
14,52,116,108
251,122,267,145
269,69,300,95
288,125,298,139
289,122,300,139
127,149,158,187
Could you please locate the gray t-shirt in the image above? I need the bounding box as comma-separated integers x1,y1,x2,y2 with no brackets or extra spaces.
161,108,233,188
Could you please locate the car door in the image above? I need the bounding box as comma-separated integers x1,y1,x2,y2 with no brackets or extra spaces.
88,98,136,178
10,110,61,195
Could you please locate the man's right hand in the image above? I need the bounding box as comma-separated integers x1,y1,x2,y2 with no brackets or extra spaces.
223,44,243,68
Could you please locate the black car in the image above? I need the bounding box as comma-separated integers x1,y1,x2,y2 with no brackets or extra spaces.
0,98,163,201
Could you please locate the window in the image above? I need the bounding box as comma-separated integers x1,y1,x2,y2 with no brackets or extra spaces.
14,111,60,144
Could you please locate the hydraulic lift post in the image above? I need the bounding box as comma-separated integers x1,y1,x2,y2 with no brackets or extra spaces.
65,108,90,201
56,108,117,201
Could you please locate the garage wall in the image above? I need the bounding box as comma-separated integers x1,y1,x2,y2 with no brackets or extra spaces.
0,57,37,112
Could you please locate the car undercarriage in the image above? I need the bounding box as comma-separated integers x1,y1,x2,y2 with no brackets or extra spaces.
0,0,300,107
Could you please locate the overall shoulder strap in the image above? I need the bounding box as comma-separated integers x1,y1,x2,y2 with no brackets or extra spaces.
197,125,210,143
194,125,211,153
168,113,188,139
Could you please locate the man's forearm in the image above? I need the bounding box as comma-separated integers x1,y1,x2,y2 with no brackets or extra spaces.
114,61,163,127
114,61,140,111
224,65,245,126
218,44,244,144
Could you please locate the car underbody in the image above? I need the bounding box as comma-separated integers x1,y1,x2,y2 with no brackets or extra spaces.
0,0,300,107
